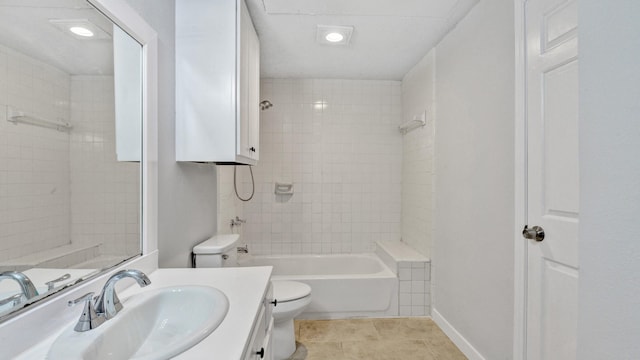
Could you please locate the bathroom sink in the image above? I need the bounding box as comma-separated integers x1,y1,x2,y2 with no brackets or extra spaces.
46,285,229,360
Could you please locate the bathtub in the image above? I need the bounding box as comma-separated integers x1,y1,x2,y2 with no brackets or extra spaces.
237,253,398,319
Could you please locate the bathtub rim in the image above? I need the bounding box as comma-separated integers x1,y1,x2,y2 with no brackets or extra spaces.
237,252,396,280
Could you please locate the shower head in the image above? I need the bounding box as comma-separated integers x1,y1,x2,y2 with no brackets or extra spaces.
260,100,273,111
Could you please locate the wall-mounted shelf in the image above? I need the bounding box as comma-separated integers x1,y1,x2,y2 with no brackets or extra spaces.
398,110,426,135
6,106,72,132
274,182,294,195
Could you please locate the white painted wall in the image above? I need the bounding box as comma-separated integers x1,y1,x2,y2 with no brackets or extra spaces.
432,0,515,358
400,50,435,258
124,0,218,268
577,0,640,357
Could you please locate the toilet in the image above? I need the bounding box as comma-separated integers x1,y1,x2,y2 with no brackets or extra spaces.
270,280,311,359
193,235,312,360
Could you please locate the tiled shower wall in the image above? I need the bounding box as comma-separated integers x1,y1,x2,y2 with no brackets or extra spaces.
400,51,435,258
0,45,71,261
70,76,139,257
240,79,403,255
0,44,139,263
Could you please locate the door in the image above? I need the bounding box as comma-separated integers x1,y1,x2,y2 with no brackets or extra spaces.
525,0,579,358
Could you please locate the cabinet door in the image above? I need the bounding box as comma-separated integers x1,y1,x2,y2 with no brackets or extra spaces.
237,0,259,160
244,305,267,360
261,317,274,360
247,19,260,161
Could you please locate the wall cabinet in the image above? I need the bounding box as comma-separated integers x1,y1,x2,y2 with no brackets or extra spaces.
176,0,260,165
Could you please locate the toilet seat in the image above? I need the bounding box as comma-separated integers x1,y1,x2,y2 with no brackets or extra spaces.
272,280,311,303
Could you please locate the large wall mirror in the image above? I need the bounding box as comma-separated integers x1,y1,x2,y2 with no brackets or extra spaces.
0,0,146,320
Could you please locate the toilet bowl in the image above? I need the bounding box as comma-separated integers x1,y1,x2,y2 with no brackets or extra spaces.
271,280,312,360
192,236,312,360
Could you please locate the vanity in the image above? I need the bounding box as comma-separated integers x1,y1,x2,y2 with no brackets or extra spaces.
0,254,275,359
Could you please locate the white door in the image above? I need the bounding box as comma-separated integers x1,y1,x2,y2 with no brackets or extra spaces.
525,0,579,358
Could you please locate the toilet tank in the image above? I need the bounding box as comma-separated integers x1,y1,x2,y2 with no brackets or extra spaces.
193,234,240,268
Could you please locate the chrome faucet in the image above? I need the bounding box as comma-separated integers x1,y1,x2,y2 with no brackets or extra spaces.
94,269,151,320
0,271,39,300
69,269,151,332
230,216,247,227
237,244,249,254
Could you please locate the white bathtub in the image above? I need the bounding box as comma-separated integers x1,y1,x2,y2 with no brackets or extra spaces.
237,253,398,319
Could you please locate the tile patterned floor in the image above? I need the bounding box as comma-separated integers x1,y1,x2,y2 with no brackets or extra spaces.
287,318,467,360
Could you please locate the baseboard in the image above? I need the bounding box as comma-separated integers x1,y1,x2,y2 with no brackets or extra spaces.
432,308,486,360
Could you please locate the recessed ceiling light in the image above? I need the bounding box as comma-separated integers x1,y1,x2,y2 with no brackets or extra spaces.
69,26,94,37
325,32,344,43
316,25,353,46
49,19,112,40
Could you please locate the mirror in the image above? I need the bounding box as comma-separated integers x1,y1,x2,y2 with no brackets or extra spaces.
0,0,143,319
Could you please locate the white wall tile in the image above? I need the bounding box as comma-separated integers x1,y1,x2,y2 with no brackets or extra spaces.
233,78,403,255
401,51,436,259
0,45,71,261
69,76,139,257
0,45,140,265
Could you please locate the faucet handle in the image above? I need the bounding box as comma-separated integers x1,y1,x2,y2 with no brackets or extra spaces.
46,273,71,291
0,293,23,307
69,292,105,332
68,292,94,306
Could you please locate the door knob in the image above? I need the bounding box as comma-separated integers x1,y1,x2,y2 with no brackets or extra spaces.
522,225,545,242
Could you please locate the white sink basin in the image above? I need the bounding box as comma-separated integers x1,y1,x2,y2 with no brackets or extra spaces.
46,285,229,360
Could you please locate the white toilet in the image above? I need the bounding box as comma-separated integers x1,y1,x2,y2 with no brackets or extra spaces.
270,280,311,359
193,235,312,360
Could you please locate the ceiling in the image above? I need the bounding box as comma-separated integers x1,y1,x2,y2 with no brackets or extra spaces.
0,0,479,79
0,0,116,75
246,0,480,80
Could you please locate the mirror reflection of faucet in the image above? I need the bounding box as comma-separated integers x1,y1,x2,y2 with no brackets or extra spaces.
45,273,71,291
0,271,39,301
69,269,151,332
0,294,24,307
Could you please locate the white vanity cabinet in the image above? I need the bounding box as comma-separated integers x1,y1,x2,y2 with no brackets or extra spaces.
176,0,260,165
244,282,274,360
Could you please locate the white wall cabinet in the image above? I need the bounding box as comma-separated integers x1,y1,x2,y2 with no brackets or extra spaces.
176,0,260,165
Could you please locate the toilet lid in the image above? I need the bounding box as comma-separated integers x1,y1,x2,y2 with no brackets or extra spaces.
193,234,240,255
272,280,311,302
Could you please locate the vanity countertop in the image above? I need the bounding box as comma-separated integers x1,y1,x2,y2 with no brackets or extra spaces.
15,266,273,359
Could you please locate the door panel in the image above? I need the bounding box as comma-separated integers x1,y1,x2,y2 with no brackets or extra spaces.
543,59,579,217
526,0,579,358
539,259,579,359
